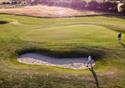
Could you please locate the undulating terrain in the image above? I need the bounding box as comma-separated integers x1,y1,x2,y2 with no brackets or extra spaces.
0,14,125,88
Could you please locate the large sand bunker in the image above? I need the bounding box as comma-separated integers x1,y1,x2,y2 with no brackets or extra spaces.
0,5,108,17
18,53,95,69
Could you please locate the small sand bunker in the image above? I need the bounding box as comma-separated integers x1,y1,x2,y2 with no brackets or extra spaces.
9,21,20,25
18,53,95,69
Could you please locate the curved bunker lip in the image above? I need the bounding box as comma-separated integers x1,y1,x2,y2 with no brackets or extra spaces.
17,52,95,69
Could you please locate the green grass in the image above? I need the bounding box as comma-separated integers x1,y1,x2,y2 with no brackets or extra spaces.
0,14,125,88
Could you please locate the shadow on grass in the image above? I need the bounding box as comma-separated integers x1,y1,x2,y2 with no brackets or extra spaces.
89,67,100,88
0,21,9,24
16,47,106,60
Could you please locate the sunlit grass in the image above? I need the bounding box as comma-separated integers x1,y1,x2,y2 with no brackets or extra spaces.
0,14,125,88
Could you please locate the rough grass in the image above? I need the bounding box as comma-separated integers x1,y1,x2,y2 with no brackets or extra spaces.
0,14,125,88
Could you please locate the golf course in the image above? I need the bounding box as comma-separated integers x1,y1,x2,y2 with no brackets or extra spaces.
0,14,125,88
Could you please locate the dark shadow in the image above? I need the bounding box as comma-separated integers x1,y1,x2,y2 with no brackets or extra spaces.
16,47,106,60
0,21,9,24
89,67,100,88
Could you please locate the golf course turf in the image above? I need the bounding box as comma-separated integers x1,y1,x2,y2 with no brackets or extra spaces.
0,14,125,88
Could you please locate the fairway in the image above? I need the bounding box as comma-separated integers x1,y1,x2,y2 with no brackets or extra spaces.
0,14,125,88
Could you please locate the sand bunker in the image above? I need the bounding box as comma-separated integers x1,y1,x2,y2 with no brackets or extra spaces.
9,21,20,25
18,53,95,69
0,5,108,17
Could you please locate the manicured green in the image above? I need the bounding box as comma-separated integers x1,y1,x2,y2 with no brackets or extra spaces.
0,14,125,88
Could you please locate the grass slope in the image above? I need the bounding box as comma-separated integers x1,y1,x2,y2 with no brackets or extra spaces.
0,14,125,88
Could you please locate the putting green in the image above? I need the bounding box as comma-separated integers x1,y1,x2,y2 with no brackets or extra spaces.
20,24,118,48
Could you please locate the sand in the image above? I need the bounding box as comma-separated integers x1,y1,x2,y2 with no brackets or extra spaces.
18,53,95,69
0,5,107,17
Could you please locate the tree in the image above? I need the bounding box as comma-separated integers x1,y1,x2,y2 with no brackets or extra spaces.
88,1,100,10
100,1,117,12
121,3,125,14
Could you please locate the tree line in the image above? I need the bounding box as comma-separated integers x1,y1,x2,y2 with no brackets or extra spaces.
30,0,125,14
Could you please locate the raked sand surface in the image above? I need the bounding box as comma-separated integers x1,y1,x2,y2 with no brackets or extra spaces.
18,53,95,69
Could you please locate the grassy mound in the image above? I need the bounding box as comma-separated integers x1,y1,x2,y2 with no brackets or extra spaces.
0,14,125,88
